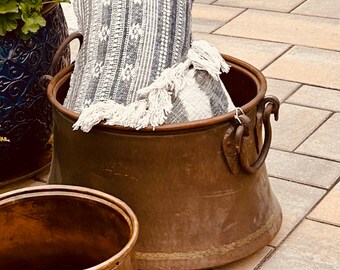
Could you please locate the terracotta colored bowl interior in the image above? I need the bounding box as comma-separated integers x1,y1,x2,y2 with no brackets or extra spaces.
0,186,137,270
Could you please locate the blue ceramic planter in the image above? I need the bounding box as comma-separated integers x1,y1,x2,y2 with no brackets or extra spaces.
0,4,70,180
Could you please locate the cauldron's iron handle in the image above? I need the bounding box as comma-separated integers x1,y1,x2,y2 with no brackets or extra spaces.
38,32,84,89
239,96,280,174
222,96,280,175
51,31,84,76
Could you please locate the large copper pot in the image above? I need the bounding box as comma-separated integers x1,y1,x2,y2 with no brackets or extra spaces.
0,185,139,270
47,54,282,269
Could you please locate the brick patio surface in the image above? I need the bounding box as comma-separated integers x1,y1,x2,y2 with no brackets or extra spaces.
1,1,339,269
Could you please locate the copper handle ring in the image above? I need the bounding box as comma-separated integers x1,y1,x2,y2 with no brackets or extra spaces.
51,32,84,76
39,32,83,89
239,96,280,174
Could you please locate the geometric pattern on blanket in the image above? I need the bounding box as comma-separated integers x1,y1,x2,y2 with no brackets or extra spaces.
72,40,236,131
64,0,193,112
65,0,236,131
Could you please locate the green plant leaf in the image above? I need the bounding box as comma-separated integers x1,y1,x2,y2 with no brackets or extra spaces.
53,0,71,3
0,13,19,36
21,11,46,34
0,0,70,38
0,0,19,14
29,0,43,11
19,1,43,17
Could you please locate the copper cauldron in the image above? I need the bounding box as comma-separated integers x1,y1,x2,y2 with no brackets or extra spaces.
47,53,282,269
0,185,139,270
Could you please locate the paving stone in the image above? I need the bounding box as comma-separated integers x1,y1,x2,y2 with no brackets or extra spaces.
70,42,81,62
193,33,290,70
269,178,326,247
297,113,340,162
266,79,300,103
287,85,340,112
195,0,215,4
267,149,340,189
309,181,340,227
264,46,340,90
0,179,45,195
61,3,79,62
260,220,340,270
61,3,78,32
214,247,274,270
292,0,340,20
214,0,305,12
192,3,244,33
270,103,331,151
215,10,340,51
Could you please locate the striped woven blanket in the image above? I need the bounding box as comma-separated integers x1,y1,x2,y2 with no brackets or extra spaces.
65,0,235,131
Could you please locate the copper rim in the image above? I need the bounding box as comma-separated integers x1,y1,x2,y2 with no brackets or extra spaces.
0,185,139,270
47,54,267,133
42,3,58,16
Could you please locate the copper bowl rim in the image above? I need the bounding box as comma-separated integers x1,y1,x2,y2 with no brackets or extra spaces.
0,185,139,270
47,54,266,133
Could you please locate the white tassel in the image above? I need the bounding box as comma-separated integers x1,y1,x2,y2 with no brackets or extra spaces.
135,61,192,128
147,88,173,128
188,40,230,80
73,101,124,132
138,61,191,99
73,40,231,132
105,100,150,130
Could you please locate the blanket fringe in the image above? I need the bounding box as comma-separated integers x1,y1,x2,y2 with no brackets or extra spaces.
188,40,230,80
73,40,231,132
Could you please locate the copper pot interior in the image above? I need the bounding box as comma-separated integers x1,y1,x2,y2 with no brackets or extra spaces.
0,193,131,270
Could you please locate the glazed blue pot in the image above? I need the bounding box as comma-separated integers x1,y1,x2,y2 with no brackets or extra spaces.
0,4,70,180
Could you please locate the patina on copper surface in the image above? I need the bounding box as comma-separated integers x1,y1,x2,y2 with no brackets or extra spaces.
0,185,139,270
47,54,282,269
